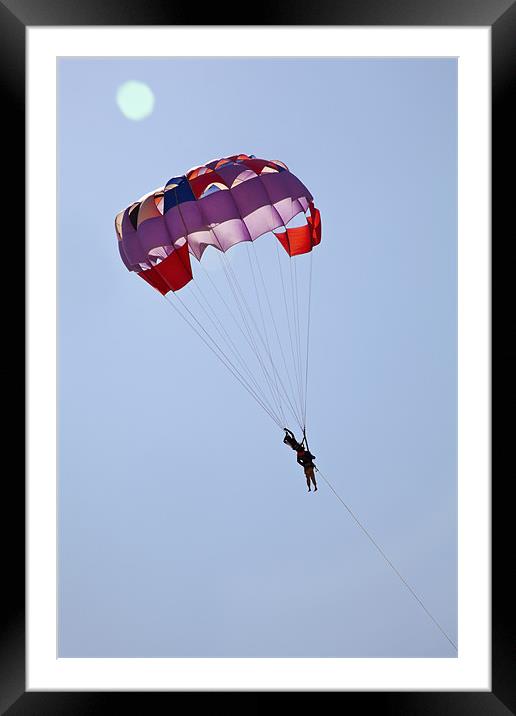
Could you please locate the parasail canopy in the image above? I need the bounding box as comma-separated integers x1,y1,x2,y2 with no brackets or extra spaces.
115,153,322,434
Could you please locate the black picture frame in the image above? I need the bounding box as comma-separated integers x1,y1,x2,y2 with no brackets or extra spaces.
3,0,512,712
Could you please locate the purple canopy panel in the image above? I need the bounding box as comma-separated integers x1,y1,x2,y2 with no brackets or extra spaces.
244,203,285,240
273,197,308,226
260,171,313,204
214,164,251,188
210,218,252,252
118,239,135,271
165,201,202,244
137,214,169,258
198,189,241,226
231,176,271,217
121,208,145,266
187,229,220,260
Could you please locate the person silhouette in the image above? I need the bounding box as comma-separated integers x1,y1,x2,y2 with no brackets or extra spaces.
283,429,318,492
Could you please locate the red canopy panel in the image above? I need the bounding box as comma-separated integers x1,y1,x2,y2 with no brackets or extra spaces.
137,242,193,295
274,204,321,257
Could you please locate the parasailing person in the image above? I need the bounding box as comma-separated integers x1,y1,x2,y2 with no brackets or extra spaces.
283,428,318,492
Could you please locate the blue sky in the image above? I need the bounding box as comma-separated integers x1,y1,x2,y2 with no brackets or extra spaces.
58,57,457,657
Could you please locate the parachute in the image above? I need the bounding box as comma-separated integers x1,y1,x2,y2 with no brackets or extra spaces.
114,158,461,649
115,153,321,436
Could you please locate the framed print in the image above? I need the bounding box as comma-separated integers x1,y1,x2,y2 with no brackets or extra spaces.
2,0,511,712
